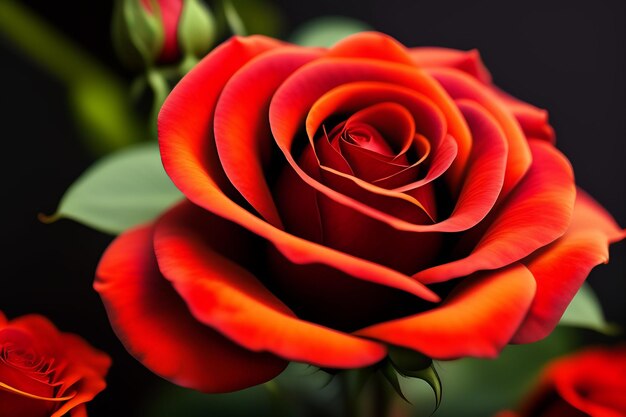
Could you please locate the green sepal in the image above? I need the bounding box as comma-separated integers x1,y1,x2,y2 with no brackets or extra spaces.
112,0,165,68
386,347,443,412
178,0,217,59
381,361,410,403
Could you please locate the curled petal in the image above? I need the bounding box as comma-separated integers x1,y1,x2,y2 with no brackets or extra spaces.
512,190,626,343
270,58,472,194
154,202,388,368
214,47,323,228
326,32,416,65
356,264,536,359
159,35,283,208
410,47,492,84
429,67,532,196
417,140,575,284
95,225,286,392
494,89,556,143
160,43,439,302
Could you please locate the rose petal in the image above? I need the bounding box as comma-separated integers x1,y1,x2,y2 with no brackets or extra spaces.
550,347,626,417
429,68,532,196
95,225,286,392
411,47,555,144
494,89,556,143
512,190,626,343
416,139,575,284
356,263,536,359
270,57,472,194
0,389,56,417
306,82,446,155
273,60,510,233
410,47,492,84
52,334,111,417
214,47,323,228
153,202,388,368
160,43,439,303
326,32,416,66
159,35,282,207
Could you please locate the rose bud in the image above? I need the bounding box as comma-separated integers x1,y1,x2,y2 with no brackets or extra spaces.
112,0,215,68
496,345,626,417
0,311,111,417
96,32,625,393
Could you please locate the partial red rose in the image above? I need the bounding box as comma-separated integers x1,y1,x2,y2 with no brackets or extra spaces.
140,0,183,62
95,32,625,393
0,312,111,417
496,345,626,417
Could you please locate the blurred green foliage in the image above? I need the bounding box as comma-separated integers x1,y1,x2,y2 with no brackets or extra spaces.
44,142,182,234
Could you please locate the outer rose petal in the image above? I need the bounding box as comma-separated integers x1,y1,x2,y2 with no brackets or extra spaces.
410,47,492,84
153,202,388,369
516,347,626,417
53,334,111,417
159,35,283,203
326,32,416,66
355,264,536,359
495,89,556,143
429,67,532,197
95,225,287,393
214,47,323,228
512,190,626,343
416,140,575,284
410,47,555,143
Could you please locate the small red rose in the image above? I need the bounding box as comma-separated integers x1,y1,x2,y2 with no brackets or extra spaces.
96,32,625,392
0,312,110,417
496,346,626,417
139,0,183,62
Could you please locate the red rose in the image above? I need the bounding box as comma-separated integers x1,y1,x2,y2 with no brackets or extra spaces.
114,0,214,67
496,346,626,417
0,312,111,417
139,0,183,62
95,32,625,392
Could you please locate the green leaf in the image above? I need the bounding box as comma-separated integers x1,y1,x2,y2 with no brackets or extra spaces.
558,283,619,335
290,16,371,48
46,142,182,234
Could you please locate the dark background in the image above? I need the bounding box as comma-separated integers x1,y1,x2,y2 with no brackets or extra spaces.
1,1,625,416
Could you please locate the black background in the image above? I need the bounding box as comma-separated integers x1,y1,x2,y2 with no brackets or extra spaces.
1,1,625,416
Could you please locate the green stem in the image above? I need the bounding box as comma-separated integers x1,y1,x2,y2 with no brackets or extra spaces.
0,1,145,154
146,68,170,139
340,372,361,417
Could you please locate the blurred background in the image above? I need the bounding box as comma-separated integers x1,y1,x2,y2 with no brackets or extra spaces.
0,0,624,416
